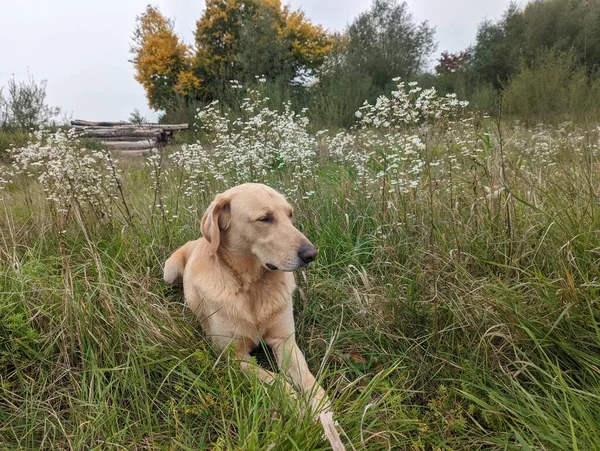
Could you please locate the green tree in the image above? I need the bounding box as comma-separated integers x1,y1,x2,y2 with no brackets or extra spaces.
237,2,289,81
470,0,600,89
521,0,600,70
502,49,600,123
470,3,525,89
344,0,436,90
0,75,62,131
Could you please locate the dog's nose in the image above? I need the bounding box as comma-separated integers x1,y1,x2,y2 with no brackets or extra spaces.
298,244,318,264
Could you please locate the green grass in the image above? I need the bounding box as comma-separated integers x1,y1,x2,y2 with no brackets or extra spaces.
1,123,600,450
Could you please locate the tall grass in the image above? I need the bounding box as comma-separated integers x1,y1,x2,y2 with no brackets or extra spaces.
1,81,599,449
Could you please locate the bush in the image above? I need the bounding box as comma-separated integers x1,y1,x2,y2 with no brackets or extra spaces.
0,75,63,132
502,50,600,123
470,82,500,114
0,130,29,160
308,69,374,130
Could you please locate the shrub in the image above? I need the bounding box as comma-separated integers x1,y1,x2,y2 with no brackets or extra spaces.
502,50,600,123
0,75,62,132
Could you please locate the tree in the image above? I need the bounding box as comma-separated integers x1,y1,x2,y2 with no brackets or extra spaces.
128,108,148,125
194,0,331,100
502,49,600,123
344,0,436,90
0,75,62,131
435,50,471,74
520,0,600,71
470,0,600,89
131,2,331,110
469,3,525,89
130,5,200,111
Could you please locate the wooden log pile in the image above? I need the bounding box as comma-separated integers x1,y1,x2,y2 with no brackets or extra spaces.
70,120,189,152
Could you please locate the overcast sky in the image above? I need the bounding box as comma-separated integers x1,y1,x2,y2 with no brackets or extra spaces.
0,0,516,122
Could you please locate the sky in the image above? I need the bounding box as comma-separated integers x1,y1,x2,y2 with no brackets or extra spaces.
0,0,516,122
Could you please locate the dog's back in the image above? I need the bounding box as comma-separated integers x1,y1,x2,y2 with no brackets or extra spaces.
163,240,200,285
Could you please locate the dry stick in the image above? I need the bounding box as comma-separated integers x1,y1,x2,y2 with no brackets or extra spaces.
495,105,513,263
425,147,439,343
380,150,388,222
173,166,186,219
424,125,444,345
102,147,132,224
150,144,168,224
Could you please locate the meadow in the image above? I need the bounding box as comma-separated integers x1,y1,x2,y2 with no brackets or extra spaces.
1,80,599,450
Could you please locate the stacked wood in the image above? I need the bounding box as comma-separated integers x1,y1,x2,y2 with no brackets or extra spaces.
102,141,158,151
71,120,188,131
70,120,189,152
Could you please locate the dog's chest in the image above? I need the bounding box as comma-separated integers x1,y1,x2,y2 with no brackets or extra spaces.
211,273,296,336
226,274,295,331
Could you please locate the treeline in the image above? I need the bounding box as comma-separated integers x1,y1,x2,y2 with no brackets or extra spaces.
131,0,600,127
435,0,600,123
130,0,435,127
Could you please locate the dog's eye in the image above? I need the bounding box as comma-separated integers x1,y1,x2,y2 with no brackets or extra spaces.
258,216,273,223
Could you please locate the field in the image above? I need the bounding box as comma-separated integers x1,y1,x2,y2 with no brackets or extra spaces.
1,82,600,450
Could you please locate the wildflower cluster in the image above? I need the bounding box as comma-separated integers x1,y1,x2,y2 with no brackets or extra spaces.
168,81,317,200
0,165,13,198
322,78,471,196
355,79,469,128
9,128,125,218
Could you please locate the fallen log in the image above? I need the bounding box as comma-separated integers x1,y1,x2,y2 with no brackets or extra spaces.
72,120,132,127
101,141,157,151
71,120,188,131
72,125,159,132
90,136,158,142
157,124,189,131
75,129,162,138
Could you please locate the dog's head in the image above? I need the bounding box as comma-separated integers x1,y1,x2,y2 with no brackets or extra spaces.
201,183,317,271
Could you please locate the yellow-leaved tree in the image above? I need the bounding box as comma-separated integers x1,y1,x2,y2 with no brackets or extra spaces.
195,0,332,98
131,1,331,110
130,5,201,111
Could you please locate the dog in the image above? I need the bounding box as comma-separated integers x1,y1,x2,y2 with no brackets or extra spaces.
163,183,331,414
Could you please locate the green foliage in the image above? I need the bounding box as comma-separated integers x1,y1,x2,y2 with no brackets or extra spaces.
469,82,501,113
128,108,148,125
300,0,437,129
0,75,62,132
0,301,41,374
236,2,291,81
521,0,600,72
157,94,205,129
308,65,374,130
0,130,29,159
470,2,525,89
343,0,436,91
0,75,64,160
193,0,331,101
502,50,600,123
470,0,600,89
427,0,600,123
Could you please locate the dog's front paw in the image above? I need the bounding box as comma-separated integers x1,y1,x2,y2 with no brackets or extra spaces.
318,410,345,451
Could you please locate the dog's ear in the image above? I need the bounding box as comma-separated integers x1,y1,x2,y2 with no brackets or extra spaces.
201,193,232,255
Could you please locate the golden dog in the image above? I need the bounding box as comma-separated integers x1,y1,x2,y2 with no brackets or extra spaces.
163,183,330,413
